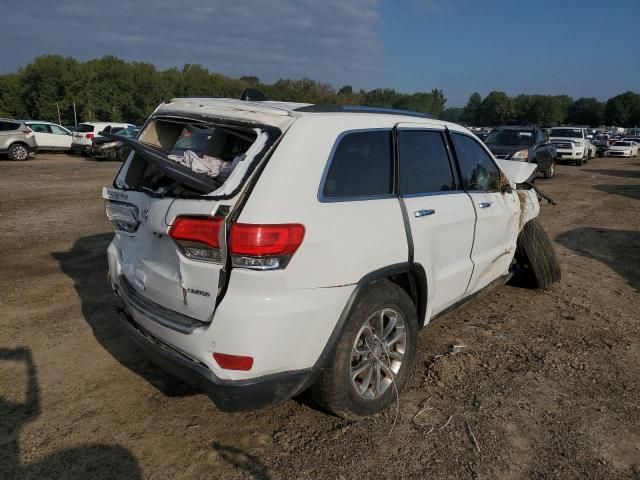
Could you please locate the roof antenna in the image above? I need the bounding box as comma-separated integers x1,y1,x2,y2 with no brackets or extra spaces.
240,88,267,101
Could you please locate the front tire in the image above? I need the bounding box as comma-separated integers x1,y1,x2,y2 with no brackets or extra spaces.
513,219,561,289
543,160,555,179
312,280,418,419
8,143,29,161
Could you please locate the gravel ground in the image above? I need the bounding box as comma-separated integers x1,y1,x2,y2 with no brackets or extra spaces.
1,153,639,480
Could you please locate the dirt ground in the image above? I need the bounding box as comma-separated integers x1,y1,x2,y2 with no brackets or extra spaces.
1,153,639,480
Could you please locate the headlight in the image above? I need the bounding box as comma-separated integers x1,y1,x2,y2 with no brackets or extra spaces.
102,141,120,148
511,149,529,160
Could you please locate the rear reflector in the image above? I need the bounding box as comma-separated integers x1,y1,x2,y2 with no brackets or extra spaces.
213,352,254,371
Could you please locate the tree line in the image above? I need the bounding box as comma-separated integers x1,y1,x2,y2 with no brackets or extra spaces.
443,90,640,127
0,55,638,128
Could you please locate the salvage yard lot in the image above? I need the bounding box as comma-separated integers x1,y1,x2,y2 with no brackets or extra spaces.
1,154,639,479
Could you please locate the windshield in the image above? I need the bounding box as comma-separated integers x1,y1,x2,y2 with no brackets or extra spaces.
484,129,534,146
550,128,582,138
613,142,630,146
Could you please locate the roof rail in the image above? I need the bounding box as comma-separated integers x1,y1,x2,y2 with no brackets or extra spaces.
294,104,432,118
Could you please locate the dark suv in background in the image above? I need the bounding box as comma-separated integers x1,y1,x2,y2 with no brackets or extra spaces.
483,126,556,178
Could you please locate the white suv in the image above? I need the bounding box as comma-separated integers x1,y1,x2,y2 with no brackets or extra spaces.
72,122,135,154
103,97,560,418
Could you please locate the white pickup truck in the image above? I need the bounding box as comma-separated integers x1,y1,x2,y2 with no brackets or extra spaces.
549,126,596,166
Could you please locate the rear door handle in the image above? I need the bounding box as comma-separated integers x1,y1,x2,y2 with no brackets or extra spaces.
478,202,492,209
414,209,435,218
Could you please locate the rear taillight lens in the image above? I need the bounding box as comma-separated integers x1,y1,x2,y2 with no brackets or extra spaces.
213,352,253,371
169,216,223,262
229,223,304,270
105,201,139,233
86,133,95,139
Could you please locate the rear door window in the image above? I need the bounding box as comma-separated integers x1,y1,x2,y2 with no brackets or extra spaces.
451,132,501,192
322,130,393,199
50,125,69,135
398,130,456,195
30,124,52,133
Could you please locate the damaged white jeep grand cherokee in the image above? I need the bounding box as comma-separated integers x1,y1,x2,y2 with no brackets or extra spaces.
103,95,560,418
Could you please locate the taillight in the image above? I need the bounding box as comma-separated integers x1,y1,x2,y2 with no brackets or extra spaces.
229,223,305,270
213,352,253,371
86,133,95,139
105,201,139,233
169,216,223,262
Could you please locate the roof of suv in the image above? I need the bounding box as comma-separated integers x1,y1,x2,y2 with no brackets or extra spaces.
160,97,443,130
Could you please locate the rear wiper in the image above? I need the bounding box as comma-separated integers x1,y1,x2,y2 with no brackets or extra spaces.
104,133,222,193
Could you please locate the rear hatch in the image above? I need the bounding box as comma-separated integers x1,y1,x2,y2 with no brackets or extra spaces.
104,188,226,322
103,99,294,323
73,123,95,144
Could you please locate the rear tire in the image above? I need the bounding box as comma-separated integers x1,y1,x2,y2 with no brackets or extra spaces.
8,143,29,161
513,219,561,289
311,280,418,419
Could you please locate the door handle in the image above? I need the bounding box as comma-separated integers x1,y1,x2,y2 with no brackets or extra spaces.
478,202,492,209
414,209,435,218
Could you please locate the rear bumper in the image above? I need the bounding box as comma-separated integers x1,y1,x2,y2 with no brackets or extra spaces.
71,142,90,153
117,303,314,411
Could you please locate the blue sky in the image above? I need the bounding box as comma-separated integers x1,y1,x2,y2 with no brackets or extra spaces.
1,0,638,107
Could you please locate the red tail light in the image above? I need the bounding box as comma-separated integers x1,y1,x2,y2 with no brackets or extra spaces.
86,133,95,139
213,352,254,371
229,223,304,270
169,216,223,261
229,224,305,256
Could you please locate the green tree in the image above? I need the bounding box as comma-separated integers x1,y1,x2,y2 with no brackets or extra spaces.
604,92,640,126
478,91,513,126
462,92,482,124
566,98,603,126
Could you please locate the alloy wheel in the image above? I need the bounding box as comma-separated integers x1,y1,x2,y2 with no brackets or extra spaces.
350,308,406,399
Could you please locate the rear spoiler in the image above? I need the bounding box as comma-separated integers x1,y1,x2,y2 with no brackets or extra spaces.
103,133,221,193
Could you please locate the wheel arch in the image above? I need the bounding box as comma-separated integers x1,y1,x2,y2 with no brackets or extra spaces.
313,262,428,371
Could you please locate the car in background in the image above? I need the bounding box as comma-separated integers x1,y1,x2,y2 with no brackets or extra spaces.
89,126,139,161
548,127,595,166
606,141,638,157
592,135,610,157
0,119,38,160
483,126,556,178
71,122,135,155
24,121,73,151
